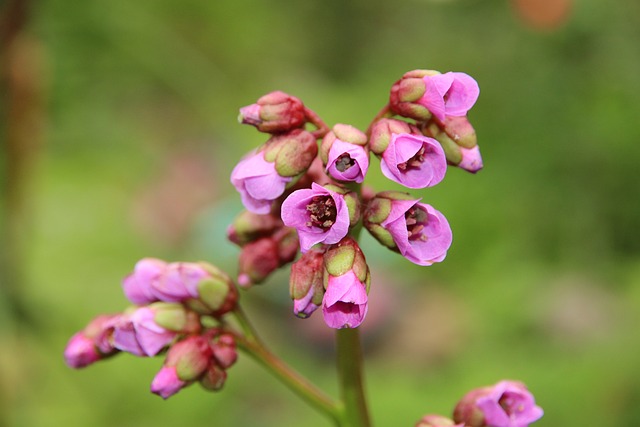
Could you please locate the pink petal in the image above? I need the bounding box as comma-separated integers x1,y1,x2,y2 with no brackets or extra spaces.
443,72,479,117
419,73,454,122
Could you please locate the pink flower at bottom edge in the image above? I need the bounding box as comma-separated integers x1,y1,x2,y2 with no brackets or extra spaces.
322,270,368,329
476,381,544,427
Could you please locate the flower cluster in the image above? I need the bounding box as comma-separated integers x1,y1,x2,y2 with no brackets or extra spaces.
231,69,479,329
415,380,543,427
64,259,239,399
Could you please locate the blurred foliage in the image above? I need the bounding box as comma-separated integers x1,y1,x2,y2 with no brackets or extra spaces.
2,0,640,426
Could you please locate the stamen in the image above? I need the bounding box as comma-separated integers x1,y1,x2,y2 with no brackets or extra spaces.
397,145,426,171
306,196,337,230
335,153,356,172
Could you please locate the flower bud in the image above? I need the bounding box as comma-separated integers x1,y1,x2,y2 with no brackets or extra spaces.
238,91,306,133
423,121,483,173
237,227,299,287
226,210,282,246
415,414,463,427
209,333,238,370
151,335,214,399
113,304,186,357
453,380,544,427
122,258,167,305
389,70,439,121
289,248,325,318
369,118,420,155
320,124,369,183
199,364,228,391
364,191,452,266
390,70,479,123
281,183,351,253
262,129,318,178
64,314,120,368
192,262,238,317
322,237,370,329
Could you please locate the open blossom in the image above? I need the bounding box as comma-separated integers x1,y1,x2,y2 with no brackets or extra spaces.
454,380,544,427
380,133,447,189
231,150,292,214
281,183,350,252
326,139,369,183
419,72,479,122
364,192,452,266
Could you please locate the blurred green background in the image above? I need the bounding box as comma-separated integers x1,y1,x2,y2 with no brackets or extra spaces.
2,0,640,426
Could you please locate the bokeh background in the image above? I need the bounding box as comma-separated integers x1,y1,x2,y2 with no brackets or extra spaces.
2,0,640,426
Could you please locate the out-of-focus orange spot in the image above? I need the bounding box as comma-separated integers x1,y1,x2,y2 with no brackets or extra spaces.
512,0,573,30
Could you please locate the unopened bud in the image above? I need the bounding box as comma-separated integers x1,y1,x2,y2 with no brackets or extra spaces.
238,91,306,134
262,129,318,177
227,210,282,246
166,336,213,382
368,118,420,155
194,262,238,317
290,248,325,318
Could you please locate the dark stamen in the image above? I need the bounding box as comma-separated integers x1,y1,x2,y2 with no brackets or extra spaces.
306,196,337,230
335,153,355,172
397,145,426,171
405,205,428,241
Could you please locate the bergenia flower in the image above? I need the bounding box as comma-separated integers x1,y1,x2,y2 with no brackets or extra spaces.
231,150,292,214
475,381,544,427
281,183,350,252
238,91,306,134
453,380,544,427
289,248,325,318
64,314,120,368
380,133,447,189
321,237,370,329
122,258,167,305
322,270,368,329
112,305,181,357
321,124,369,183
151,335,213,399
419,72,479,122
326,139,369,183
364,192,452,266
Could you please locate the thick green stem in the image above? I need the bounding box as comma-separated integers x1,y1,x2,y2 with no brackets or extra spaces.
336,327,371,427
229,309,341,425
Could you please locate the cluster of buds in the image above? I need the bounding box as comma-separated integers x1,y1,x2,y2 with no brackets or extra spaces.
414,380,544,427
227,210,298,287
64,259,239,399
232,70,478,329
389,70,483,173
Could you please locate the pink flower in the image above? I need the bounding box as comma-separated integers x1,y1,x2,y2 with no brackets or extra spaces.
64,314,119,368
475,381,544,427
384,200,452,266
380,133,447,189
151,366,187,399
122,258,167,305
326,139,369,183
112,306,178,357
64,333,101,368
231,151,292,214
458,145,483,173
419,72,479,122
281,183,350,252
152,262,208,302
322,270,368,329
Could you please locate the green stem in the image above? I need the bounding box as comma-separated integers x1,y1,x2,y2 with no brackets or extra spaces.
336,328,371,427
229,309,342,425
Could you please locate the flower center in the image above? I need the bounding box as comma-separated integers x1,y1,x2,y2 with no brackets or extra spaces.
335,153,356,172
397,145,425,171
498,394,525,416
405,205,428,241
306,196,337,230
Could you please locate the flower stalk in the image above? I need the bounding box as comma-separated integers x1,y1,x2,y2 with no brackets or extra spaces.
336,327,370,427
